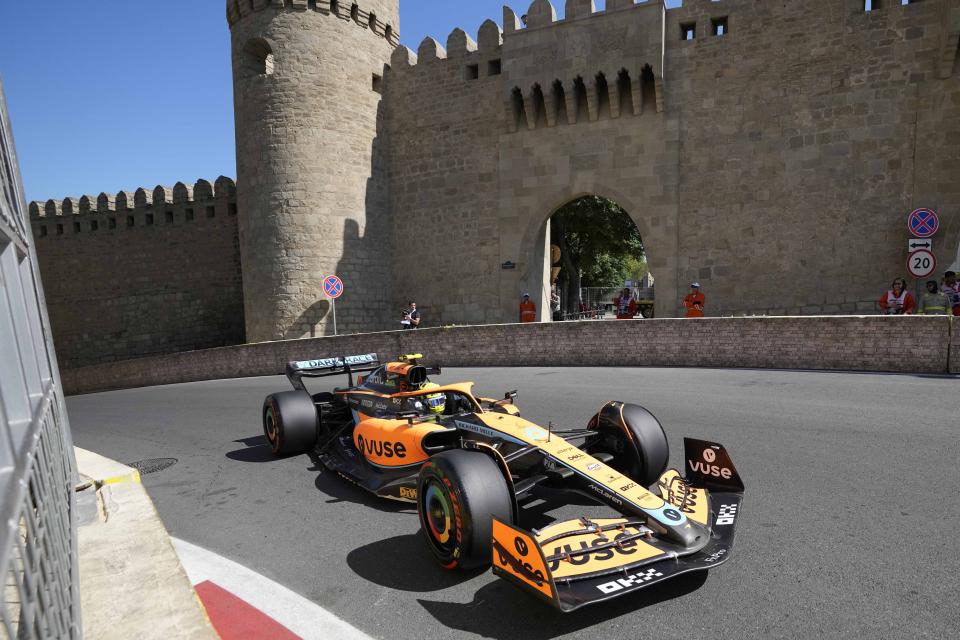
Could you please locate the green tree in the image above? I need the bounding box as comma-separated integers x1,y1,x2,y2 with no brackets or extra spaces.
550,196,645,313
623,255,649,284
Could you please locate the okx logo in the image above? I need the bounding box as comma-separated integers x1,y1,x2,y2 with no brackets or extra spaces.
596,568,664,594
715,503,738,526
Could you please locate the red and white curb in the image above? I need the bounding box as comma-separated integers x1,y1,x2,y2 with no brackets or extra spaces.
172,538,374,640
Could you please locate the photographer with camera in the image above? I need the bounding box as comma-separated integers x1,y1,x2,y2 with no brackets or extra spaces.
401,301,421,329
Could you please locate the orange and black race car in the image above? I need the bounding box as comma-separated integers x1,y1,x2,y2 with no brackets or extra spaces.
262,353,745,612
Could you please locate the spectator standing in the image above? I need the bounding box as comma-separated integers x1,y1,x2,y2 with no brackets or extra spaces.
519,293,537,323
918,280,952,315
401,301,421,329
614,287,638,319
878,278,916,315
941,271,960,316
550,289,561,321
683,282,705,318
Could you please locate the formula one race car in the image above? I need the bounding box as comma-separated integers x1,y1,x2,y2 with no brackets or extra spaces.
262,353,745,612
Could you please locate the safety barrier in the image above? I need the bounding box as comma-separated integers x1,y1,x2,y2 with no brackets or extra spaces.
0,82,80,639
60,314,955,396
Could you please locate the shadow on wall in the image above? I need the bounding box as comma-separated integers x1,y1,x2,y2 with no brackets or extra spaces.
332,63,394,335
949,231,960,272
288,300,331,340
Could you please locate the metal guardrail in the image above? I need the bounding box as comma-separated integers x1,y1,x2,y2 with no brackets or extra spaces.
580,286,655,307
0,81,81,639
560,286,656,320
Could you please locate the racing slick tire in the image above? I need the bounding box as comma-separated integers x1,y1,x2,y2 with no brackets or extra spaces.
262,391,319,456
417,450,512,570
586,402,669,488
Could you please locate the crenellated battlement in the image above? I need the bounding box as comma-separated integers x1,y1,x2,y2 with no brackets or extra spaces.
29,177,237,238
390,0,951,76
390,0,668,75
389,0,668,135
30,177,235,219
226,0,400,46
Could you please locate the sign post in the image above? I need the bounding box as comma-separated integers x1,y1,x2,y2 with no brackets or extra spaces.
906,208,940,306
322,275,344,336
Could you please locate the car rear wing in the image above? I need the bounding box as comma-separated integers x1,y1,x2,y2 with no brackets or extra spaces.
285,353,380,391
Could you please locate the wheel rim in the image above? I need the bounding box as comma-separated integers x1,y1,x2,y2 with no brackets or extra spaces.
422,480,455,552
265,407,277,444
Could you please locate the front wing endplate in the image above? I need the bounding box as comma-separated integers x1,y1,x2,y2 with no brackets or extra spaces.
491,493,743,612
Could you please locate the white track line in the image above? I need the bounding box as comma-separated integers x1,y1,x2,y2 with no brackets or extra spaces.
172,537,374,640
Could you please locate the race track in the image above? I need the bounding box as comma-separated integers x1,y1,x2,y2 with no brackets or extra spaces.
66,367,959,640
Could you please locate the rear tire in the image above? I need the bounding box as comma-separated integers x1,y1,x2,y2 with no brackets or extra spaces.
417,450,512,570
586,402,669,487
263,391,319,456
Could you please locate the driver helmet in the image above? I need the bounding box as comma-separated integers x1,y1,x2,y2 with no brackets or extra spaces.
420,382,446,415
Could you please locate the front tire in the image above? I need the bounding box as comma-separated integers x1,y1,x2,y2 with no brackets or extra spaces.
586,402,669,487
263,391,319,456
417,451,512,570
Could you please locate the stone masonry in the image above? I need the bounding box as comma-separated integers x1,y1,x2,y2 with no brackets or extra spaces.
59,316,956,396
229,0,400,342
28,179,243,369
387,0,960,323
28,0,960,367
231,0,960,336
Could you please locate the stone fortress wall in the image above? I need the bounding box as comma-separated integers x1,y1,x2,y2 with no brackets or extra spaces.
26,0,960,369
386,0,960,324
28,179,244,369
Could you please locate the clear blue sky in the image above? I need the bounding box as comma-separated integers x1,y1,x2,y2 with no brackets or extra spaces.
0,1,681,202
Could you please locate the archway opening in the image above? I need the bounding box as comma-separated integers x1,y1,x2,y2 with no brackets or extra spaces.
242,38,274,76
548,196,652,320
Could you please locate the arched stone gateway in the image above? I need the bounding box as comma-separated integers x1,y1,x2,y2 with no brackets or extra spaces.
535,195,655,322
511,184,677,323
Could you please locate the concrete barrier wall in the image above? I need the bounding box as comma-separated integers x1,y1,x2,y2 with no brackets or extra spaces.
60,316,955,395
952,319,960,374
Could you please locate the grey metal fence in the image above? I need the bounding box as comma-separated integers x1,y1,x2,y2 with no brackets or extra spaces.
0,80,81,638
571,286,656,320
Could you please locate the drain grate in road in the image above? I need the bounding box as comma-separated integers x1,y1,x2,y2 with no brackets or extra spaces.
127,458,178,475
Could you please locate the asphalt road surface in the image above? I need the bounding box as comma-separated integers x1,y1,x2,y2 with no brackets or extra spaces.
67,367,959,640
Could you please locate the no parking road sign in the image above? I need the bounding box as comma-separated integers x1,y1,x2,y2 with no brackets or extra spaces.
323,275,344,299
907,249,937,279
907,208,939,238
323,275,343,336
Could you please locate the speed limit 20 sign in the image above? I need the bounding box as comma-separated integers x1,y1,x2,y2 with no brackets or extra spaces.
907,249,937,279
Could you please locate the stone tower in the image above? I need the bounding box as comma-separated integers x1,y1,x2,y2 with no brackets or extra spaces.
227,0,399,342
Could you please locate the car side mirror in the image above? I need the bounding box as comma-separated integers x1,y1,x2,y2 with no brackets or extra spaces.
497,390,518,406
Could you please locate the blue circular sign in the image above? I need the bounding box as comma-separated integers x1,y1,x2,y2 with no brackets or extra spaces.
323,275,344,299
908,208,939,239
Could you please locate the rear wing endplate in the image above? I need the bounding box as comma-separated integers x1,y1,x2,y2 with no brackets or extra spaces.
285,353,380,391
